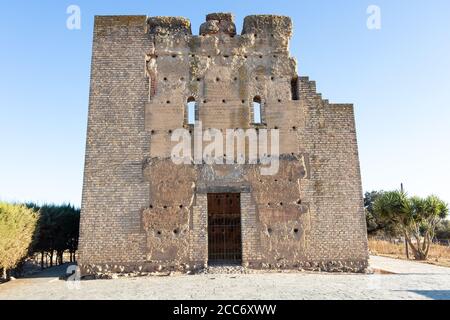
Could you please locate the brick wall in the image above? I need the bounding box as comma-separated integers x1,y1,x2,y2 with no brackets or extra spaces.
79,16,151,270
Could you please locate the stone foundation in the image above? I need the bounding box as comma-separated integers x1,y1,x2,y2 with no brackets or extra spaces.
79,259,368,278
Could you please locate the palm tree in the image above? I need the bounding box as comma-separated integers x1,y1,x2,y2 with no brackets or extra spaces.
374,191,448,260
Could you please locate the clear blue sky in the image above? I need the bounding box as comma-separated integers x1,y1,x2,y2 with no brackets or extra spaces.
1,0,450,207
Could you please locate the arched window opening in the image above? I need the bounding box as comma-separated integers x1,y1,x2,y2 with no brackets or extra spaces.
145,54,158,101
291,76,299,101
253,96,262,124
186,97,197,125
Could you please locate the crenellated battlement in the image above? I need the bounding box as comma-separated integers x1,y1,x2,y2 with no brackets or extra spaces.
147,16,192,35
145,13,292,40
200,12,237,36
242,15,292,38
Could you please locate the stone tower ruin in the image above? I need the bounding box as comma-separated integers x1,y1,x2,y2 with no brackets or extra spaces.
79,13,369,274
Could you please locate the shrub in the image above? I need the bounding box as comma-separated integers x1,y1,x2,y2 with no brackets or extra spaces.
0,203,39,279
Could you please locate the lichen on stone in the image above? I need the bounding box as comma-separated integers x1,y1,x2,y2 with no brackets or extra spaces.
242,15,293,38
148,16,192,35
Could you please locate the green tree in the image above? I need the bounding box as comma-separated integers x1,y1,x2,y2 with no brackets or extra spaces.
436,220,450,241
27,203,80,267
374,191,449,260
52,205,80,265
0,203,39,279
365,191,399,236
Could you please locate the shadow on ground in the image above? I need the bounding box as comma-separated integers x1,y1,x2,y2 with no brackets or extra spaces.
23,263,76,279
407,290,450,300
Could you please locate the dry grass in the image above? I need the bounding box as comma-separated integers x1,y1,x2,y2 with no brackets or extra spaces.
369,239,450,268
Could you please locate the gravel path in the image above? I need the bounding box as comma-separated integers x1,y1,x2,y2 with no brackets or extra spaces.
1,257,449,300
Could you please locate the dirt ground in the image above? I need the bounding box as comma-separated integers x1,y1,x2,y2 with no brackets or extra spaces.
369,239,450,268
1,256,450,300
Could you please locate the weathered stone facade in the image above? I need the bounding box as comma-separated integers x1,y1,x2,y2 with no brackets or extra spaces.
79,13,369,275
